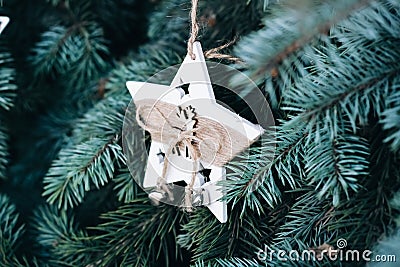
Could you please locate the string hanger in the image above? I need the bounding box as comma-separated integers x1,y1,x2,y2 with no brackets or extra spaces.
187,0,200,60
187,0,243,63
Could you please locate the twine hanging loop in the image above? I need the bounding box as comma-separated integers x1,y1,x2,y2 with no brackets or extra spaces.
187,0,243,63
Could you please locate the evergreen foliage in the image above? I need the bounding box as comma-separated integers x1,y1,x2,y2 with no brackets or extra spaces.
0,40,16,180
0,0,400,266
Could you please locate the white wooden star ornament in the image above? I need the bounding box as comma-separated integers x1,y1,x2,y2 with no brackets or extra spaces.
126,42,264,223
0,16,9,35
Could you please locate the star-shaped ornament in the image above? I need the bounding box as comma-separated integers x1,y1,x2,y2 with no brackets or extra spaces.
0,16,9,35
126,42,264,223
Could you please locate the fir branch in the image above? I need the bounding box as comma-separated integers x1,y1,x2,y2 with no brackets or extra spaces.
41,93,130,210
31,0,110,89
178,203,270,263
71,94,128,143
43,135,124,209
323,127,400,250
273,190,332,245
224,127,306,215
234,0,371,85
0,48,17,111
285,64,400,138
31,22,109,87
0,195,25,266
257,0,370,76
32,205,94,266
104,48,181,98
0,122,8,180
284,1,400,137
382,87,400,152
31,25,73,77
304,130,370,206
112,168,139,203
83,198,185,267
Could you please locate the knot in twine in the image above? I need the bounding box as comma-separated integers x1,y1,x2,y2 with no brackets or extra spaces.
165,132,201,211
136,102,214,211
135,100,252,211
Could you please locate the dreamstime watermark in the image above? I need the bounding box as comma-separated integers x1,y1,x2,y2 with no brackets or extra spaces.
256,238,396,263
